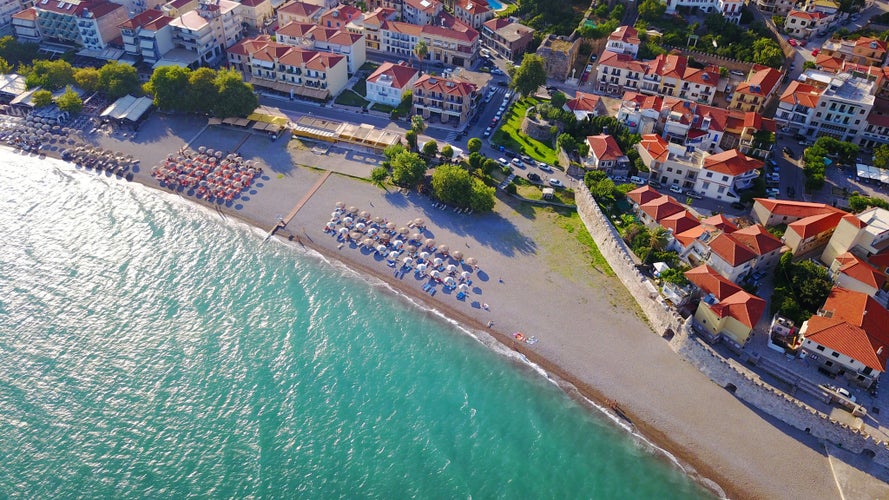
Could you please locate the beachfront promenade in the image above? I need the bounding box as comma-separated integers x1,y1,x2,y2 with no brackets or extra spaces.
13,112,889,498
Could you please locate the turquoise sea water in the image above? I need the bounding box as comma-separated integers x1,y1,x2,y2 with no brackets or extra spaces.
0,152,712,498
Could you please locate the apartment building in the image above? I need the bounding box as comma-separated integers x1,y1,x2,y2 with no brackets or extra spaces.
12,7,41,41
664,0,744,23
353,7,396,50
227,34,348,99
829,253,889,303
729,67,782,114
318,4,360,29
119,8,175,64
275,0,322,25
596,51,719,104
76,1,127,53
604,24,640,57
820,36,887,67
277,22,365,74
380,16,478,68
401,0,439,25
169,0,243,67
684,265,767,346
775,71,875,143
237,0,272,29
365,60,418,106
0,0,23,36
480,17,533,61
822,207,889,265
411,74,477,125
755,0,796,15
784,9,831,39
616,91,663,134
452,0,492,30
862,103,889,149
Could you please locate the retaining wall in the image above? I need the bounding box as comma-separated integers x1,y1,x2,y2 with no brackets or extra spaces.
573,181,889,468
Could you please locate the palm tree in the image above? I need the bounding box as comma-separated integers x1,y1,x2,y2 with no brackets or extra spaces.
644,227,670,264
413,39,428,73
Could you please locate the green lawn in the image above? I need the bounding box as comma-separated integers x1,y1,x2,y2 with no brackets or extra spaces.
515,181,576,205
352,77,367,97
335,90,369,108
492,98,559,165
371,103,395,113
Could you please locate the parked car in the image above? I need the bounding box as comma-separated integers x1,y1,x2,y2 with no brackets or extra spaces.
612,175,627,183
520,154,532,163
788,38,798,47
497,157,509,166
548,178,564,187
496,81,508,87
782,146,794,158
536,161,550,170
669,184,683,194
527,172,541,182
811,48,820,57
510,157,524,168
730,70,746,77
685,190,703,199
491,68,504,76
483,127,492,137
630,175,647,185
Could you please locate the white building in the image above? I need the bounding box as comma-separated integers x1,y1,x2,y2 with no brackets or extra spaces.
0,0,23,36
169,0,243,67
365,61,419,107
119,8,175,64
664,0,744,23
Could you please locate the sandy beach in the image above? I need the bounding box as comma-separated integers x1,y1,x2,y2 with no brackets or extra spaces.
17,113,889,499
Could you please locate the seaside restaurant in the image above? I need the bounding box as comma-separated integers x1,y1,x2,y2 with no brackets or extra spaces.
99,95,155,129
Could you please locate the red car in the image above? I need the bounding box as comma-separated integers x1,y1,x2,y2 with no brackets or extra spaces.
811,48,820,56
788,38,797,47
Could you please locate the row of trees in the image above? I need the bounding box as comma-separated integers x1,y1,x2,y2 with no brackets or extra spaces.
25,59,142,99
802,136,859,190
144,66,257,118
32,86,82,113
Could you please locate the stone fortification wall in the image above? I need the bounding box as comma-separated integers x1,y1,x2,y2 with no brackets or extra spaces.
573,181,889,468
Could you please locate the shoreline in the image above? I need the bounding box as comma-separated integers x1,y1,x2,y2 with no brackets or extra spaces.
7,118,875,498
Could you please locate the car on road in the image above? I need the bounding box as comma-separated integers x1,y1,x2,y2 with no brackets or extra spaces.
829,386,857,403
494,112,502,121
491,68,504,76
669,184,683,194
510,157,524,168
548,178,563,187
684,190,704,199
527,172,541,182
730,201,747,210
811,48,820,57
496,80,508,86
782,146,794,158
483,127,492,137
497,157,509,166
630,175,647,185
538,162,552,172
612,175,627,183
730,70,746,77
520,154,532,163
788,38,797,47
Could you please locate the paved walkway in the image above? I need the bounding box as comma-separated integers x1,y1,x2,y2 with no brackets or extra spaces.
281,170,332,227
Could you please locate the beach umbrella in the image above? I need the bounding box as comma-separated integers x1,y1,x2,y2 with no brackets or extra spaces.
349,231,363,240
378,232,391,241
338,227,348,235
403,257,413,266
326,222,336,229
405,245,418,253
388,251,399,260
419,251,430,260
336,201,345,209
433,257,443,267
343,216,353,224
413,218,425,227
331,212,339,219
424,239,436,248
377,245,387,253
393,240,404,249
446,264,457,274
431,270,441,279
444,276,456,287
359,210,370,219
386,222,396,231
398,227,410,235
349,206,360,214
367,228,378,236
416,263,427,273
362,238,374,247
199,180,209,187
461,271,470,280
438,245,449,255
355,222,366,231
465,257,478,267
452,250,464,261
458,283,469,291
372,216,384,224
410,232,423,242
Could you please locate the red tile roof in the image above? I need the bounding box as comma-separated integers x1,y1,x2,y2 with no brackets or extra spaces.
12,7,37,20
869,248,889,271
660,210,700,235
276,21,315,38
626,185,661,206
701,214,738,233
675,225,711,248
638,133,668,162
482,17,511,31
703,149,762,177
787,211,845,239
804,287,889,371
736,67,782,97
565,91,602,113
413,74,476,97
685,264,742,297
620,91,663,112
684,265,765,328
405,0,441,13
277,0,323,18
366,61,419,89
732,224,784,256
608,25,640,45
586,134,624,161
239,0,268,7
639,196,685,222
836,252,888,290
598,50,650,73
780,81,821,108
708,233,757,266
754,199,844,219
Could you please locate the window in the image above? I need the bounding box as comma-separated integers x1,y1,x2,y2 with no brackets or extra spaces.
816,345,825,351
676,169,683,175
717,186,725,193
666,167,673,172
721,175,728,181
706,172,713,178
831,351,840,358
816,112,822,117
702,182,710,189
825,360,833,367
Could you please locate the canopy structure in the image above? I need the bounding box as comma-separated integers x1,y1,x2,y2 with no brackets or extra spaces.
856,164,889,184
290,116,401,151
99,95,154,124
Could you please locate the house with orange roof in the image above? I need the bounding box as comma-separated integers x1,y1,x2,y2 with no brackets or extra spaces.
732,224,785,273
453,0,493,29
685,265,766,345
402,0,442,25
594,50,651,96
238,0,273,29
637,195,685,228
784,9,830,40
752,198,843,227
318,4,362,29
277,23,366,74
604,25,640,57
365,61,419,107
705,232,758,282
661,210,701,252
227,35,348,99
380,15,479,68
701,214,738,233
821,36,887,67
411,74,477,125
349,7,397,51
564,91,606,121
626,185,662,206
776,71,875,144
783,210,847,256
119,9,175,64
774,80,822,137
276,0,324,26
583,134,629,176
829,253,889,302
11,8,41,43
729,66,782,113
480,17,534,60
800,287,889,388
615,91,663,134
822,207,889,265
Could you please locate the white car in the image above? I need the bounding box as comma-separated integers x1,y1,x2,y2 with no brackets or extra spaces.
837,387,856,403
669,184,683,194
497,157,509,166
548,178,563,187
630,176,647,185
483,127,492,137
510,157,524,168
538,162,552,172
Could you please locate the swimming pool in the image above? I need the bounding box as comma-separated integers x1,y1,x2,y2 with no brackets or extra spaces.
488,0,503,9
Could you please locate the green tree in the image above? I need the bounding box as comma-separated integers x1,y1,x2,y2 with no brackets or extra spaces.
389,151,427,187
25,59,74,90
383,143,406,162
98,61,141,99
0,36,40,66
187,67,218,114
660,268,689,286
413,39,428,69
440,144,454,160
212,69,257,118
638,0,666,22
752,38,784,68
0,56,11,74
54,85,82,113
464,151,485,173
73,67,100,93
410,114,426,132
556,132,577,152
144,65,191,110
31,89,53,107
585,170,617,204
549,91,567,109
874,144,889,170
467,137,482,153
405,129,418,150
469,179,496,212
510,54,547,97
848,194,889,212
432,163,473,207
370,166,388,188
482,158,499,175
422,139,438,158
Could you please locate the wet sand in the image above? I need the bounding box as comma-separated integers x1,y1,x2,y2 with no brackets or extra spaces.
22,115,889,499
